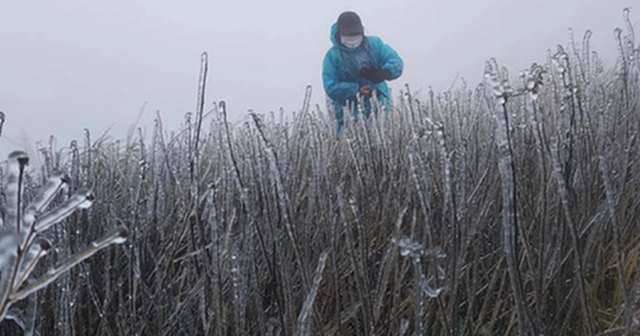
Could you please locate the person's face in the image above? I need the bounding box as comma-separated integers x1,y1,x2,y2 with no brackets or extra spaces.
341,34,364,49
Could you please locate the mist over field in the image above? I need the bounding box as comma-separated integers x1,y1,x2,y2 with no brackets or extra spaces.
0,1,639,335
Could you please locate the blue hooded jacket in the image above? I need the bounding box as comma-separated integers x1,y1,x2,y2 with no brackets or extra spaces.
322,22,404,135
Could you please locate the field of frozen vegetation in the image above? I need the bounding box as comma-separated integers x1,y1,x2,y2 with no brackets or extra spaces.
0,8,639,336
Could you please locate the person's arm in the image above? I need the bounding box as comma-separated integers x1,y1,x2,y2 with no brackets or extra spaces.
322,51,360,102
370,37,404,80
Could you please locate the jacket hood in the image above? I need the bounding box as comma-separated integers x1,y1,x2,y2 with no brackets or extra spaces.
330,22,340,46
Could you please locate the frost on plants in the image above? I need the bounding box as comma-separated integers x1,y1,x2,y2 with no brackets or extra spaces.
0,151,129,335
398,237,445,298
0,7,638,336
396,236,445,336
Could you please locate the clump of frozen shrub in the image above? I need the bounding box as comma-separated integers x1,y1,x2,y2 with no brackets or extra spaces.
0,151,129,335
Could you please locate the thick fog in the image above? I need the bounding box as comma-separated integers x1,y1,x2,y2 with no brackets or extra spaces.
0,0,635,159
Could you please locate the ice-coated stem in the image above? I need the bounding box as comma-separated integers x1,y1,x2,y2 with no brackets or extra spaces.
0,229,19,320
14,239,51,291
297,250,328,336
22,171,70,230
250,112,310,290
33,187,94,232
10,225,129,303
6,151,29,233
550,138,595,335
23,282,38,336
485,58,538,336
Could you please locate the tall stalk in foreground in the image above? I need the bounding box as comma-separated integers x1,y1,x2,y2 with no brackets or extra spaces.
0,151,129,335
484,59,538,336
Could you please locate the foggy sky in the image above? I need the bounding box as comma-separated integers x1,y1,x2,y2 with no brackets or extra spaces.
0,0,636,161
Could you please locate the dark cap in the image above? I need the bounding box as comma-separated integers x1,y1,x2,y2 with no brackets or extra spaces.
337,11,363,36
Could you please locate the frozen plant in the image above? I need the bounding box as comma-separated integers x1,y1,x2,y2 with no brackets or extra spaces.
397,236,445,336
397,237,445,298
0,151,129,335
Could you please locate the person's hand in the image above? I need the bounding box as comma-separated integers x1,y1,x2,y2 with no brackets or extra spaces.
359,85,372,97
377,69,393,81
359,67,375,80
368,69,392,83
359,68,392,84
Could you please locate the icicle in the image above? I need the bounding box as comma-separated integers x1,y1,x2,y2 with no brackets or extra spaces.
34,187,95,232
22,171,70,234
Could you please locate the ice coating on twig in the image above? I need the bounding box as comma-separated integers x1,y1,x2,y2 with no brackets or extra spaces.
33,187,95,232
14,239,51,290
623,8,635,57
488,56,539,335
194,52,208,152
521,63,545,101
250,111,310,288
0,149,129,331
0,229,18,270
23,293,37,336
0,229,18,318
22,171,70,234
297,250,328,336
397,236,445,300
398,237,422,258
484,58,507,105
11,225,129,302
3,307,41,336
6,151,29,232
90,226,130,247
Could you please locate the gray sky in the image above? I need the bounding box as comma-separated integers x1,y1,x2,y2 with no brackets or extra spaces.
0,0,636,160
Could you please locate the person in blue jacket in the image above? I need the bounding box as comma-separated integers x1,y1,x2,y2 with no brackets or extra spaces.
322,11,404,136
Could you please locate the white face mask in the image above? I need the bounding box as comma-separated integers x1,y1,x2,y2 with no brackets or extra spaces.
341,35,364,49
